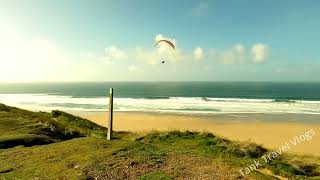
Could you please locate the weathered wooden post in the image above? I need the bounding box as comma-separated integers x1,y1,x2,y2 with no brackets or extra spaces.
107,88,113,140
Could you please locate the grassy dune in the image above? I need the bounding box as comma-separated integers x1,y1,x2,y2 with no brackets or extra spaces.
0,103,106,149
0,104,319,179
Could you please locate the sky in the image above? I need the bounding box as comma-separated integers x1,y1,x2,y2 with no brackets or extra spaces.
0,0,319,82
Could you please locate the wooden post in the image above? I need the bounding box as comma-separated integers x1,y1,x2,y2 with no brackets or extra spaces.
107,88,113,140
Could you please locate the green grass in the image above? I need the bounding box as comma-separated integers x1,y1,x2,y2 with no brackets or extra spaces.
51,110,107,137
0,134,54,149
0,103,319,179
138,171,173,180
0,103,107,148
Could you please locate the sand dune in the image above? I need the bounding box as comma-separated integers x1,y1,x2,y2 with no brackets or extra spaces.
74,111,320,156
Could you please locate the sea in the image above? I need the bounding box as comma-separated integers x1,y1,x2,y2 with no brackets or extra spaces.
0,82,320,114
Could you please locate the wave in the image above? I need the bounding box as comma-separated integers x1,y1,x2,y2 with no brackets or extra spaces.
1,94,320,114
273,99,296,103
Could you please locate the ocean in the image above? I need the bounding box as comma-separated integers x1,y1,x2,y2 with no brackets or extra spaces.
0,82,320,114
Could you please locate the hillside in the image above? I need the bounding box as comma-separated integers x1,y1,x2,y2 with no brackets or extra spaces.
0,104,319,179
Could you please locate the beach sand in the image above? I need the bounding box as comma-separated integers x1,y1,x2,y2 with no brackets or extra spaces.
73,111,320,156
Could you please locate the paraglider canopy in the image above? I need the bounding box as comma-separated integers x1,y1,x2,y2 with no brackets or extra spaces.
154,39,175,49
154,39,175,64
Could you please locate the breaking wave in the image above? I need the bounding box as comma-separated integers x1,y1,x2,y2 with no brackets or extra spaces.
1,94,320,114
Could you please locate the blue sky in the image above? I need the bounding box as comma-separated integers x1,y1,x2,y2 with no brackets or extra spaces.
0,0,319,82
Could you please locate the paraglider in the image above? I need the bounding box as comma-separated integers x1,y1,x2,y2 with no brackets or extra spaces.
154,39,175,64
154,39,175,49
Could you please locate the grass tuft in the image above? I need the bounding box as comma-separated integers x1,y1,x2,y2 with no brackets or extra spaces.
0,134,54,149
138,171,172,180
225,142,268,158
51,110,107,137
0,104,107,149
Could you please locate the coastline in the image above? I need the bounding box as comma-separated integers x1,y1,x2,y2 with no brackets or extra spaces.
72,111,320,156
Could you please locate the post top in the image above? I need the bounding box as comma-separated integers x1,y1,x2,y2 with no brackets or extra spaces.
109,88,113,93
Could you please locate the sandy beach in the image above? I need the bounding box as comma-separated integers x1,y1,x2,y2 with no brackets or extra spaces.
73,111,320,156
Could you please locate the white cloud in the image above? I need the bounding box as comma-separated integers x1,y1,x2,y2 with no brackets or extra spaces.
221,51,237,64
251,44,269,63
91,46,128,63
83,34,269,67
104,46,127,60
208,43,270,65
192,2,209,16
135,47,158,65
82,35,269,67
128,65,143,73
209,44,246,64
234,44,245,55
194,47,204,60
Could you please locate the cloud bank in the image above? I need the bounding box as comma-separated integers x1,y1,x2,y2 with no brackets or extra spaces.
251,44,269,63
135,34,188,64
88,34,270,66
194,47,204,60
208,43,269,64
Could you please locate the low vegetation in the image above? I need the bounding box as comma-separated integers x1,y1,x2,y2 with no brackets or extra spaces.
0,104,319,179
0,103,106,149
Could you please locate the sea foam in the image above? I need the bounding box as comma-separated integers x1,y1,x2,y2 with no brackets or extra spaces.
1,94,320,114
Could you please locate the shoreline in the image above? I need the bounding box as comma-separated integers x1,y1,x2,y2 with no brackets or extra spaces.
71,111,320,124
72,111,320,156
